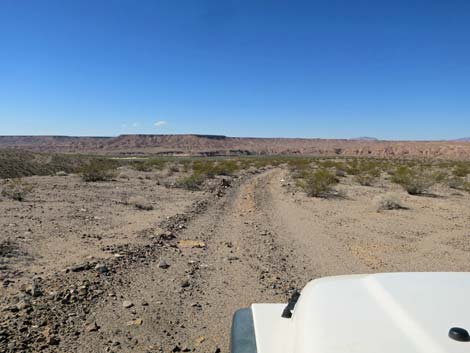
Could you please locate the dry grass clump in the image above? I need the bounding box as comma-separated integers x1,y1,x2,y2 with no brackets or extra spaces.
1,178,34,201
375,193,407,212
80,159,117,182
297,169,338,198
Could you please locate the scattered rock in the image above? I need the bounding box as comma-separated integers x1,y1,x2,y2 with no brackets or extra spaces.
158,260,170,269
16,300,31,311
195,336,205,346
70,263,89,272
180,280,190,288
126,318,143,326
178,240,206,249
122,301,134,309
95,263,109,273
47,335,60,346
85,321,100,332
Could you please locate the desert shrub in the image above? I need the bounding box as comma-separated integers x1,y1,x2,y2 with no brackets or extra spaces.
147,158,167,170
463,182,470,193
80,159,117,182
318,160,347,170
431,170,448,183
214,160,240,176
192,159,239,178
1,178,34,201
376,193,407,211
288,159,311,173
192,160,217,177
391,167,436,195
131,161,152,172
453,163,470,178
298,169,338,197
176,174,205,191
131,158,167,172
345,159,361,175
355,173,376,186
180,160,192,172
168,164,180,173
447,177,464,189
391,166,413,185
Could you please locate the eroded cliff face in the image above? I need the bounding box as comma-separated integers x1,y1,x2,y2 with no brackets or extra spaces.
1,134,470,159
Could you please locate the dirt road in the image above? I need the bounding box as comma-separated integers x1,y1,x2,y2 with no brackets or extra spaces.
3,167,470,352
74,168,362,352
76,168,445,353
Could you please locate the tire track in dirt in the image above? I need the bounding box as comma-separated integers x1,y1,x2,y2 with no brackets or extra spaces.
76,168,369,353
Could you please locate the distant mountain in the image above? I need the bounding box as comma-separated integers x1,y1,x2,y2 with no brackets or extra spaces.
350,137,379,141
454,137,470,142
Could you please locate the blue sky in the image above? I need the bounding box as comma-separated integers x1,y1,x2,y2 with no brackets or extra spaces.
1,0,469,140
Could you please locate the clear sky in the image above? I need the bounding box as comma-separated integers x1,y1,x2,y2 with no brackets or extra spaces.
1,0,469,140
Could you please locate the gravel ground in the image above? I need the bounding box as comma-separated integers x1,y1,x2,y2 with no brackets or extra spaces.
1,167,470,352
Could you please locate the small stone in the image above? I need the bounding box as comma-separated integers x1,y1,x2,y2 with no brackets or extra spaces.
47,335,60,345
95,263,109,273
122,301,134,309
195,336,205,345
158,259,170,269
16,300,31,311
126,318,143,326
85,322,100,332
70,263,88,272
178,240,206,248
180,280,190,288
31,281,42,297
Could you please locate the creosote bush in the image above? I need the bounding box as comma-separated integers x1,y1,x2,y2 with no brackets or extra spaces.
192,160,240,178
453,163,470,178
1,178,34,201
298,169,338,197
176,174,206,191
391,166,436,195
80,160,117,182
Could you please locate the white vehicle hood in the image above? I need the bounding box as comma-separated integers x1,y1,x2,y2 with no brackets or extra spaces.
252,272,470,353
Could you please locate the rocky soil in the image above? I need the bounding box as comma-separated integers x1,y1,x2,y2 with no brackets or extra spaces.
1,166,470,352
